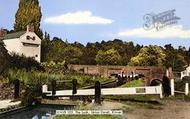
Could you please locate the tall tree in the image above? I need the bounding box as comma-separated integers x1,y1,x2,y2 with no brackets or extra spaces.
63,46,83,64
96,48,121,65
164,44,187,71
14,0,42,38
129,45,166,66
0,42,10,74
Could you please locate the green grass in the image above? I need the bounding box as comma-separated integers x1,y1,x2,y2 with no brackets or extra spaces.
55,115,122,119
104,95,160,103
6,69,110,88
120,79,144,87
6,68,111,105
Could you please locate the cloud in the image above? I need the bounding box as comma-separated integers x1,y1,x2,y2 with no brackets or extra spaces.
118,25,190,39
44,11,113,24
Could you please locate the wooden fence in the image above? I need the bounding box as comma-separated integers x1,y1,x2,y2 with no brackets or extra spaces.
170,79,189,96
42,81,163,102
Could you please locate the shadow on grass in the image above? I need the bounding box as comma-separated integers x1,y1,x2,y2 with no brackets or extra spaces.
103,95,162,105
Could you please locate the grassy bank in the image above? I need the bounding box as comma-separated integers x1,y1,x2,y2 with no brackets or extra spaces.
120,79,144,87
7,69,110,88
5,69,111,105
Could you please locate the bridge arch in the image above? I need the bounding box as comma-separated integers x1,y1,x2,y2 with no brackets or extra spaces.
150,79,162,86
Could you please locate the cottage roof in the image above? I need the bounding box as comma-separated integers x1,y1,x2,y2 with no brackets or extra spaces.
3,31,26,40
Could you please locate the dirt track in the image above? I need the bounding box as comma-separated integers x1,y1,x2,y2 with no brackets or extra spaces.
127,100,190,119
84,100,190,119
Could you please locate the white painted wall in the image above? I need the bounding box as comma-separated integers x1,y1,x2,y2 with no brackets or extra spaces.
43,85,163,98
20,32,41,44
3,38,21,54
3,31,41,62
20,32,41,62
181,66,190,79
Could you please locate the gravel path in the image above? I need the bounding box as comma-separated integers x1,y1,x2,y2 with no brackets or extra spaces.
83,100,190,119
1,99,190,119
127,100,190,119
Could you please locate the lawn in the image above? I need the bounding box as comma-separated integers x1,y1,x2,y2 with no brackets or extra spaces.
55,115,122,119
120,79,144,87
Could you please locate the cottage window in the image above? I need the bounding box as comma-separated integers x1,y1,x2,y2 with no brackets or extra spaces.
22,43,39,47
32,36,36,41
26,35,30,40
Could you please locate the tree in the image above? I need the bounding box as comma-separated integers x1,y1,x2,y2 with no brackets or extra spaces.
41,31,51,62
164,44,176,68
164,44,187,71
46,38,67,62
100,39,139,65
185,47,190,65
14,0,42,38
44,31,50,40
172,54,186,71
96,48,121,65
129,45,166,66
0,42,10,74
63,46,83,64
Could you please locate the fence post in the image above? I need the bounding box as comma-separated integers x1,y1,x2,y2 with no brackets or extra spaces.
117,76,122,86
42,84,48,98
171,79,175,96
42,85,48,93
131,72,134,80
185,83,189,95
14,79,20,99
95,81,101,104
159,84,163,98
51,80,56,96
72,79,77,95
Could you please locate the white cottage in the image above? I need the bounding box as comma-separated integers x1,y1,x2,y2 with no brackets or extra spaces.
181,66,190,79
0,26,41,62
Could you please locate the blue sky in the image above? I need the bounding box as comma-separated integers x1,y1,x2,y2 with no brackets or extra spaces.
1,0,190,48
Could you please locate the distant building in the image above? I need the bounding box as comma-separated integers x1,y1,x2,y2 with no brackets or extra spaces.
0,26,41,62
181,66,190,79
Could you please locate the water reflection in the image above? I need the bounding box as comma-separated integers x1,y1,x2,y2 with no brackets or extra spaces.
1,105,74,119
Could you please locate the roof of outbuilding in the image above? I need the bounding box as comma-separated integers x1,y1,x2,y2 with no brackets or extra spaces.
3,31,26,40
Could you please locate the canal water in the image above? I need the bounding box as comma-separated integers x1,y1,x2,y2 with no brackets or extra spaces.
0,105,74,119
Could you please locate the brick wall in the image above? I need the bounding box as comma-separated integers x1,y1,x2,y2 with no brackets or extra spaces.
69,65,169,85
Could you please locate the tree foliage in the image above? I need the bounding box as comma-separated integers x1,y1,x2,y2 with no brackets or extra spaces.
10,54,43,71
129,45,166,66
14,0,42,38
63,46,83,64
0,42,10,74
164,44,187,71
41,37,83,64
96,48,121,65
40,38,189,71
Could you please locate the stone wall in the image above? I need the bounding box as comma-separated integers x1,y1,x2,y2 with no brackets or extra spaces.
69,65,172,85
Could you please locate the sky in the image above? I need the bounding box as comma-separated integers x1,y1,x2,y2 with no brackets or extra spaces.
1,0,190,48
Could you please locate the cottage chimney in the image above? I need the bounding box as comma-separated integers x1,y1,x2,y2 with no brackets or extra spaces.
0,28,7,39
27,25,34,32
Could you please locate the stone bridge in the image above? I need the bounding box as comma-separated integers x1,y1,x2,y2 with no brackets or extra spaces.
69,65,173,85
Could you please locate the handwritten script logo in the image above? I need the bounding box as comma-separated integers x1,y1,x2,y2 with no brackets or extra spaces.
143,9,180,31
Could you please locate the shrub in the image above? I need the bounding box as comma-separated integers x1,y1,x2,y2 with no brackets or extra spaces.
0,42,10,75
41,61,68,73
10,53,44,71
7,69,110,105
